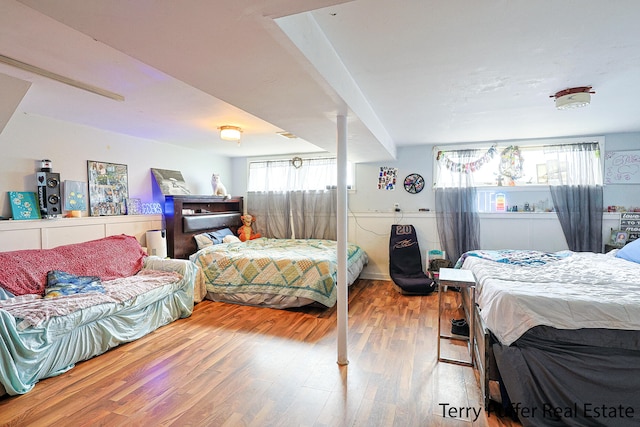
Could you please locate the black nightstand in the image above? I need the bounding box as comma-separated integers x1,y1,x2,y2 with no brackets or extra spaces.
604,244,625,253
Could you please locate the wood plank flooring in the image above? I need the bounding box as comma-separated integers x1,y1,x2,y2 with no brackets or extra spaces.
0,279,520,427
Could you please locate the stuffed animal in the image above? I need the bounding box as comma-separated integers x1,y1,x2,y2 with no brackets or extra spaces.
238,214,262,242
211,173,230,199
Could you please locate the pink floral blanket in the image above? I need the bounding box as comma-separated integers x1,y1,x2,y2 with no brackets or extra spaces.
0,270,181,330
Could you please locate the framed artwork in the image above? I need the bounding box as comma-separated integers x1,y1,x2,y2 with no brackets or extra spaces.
126,198,142,215
615,231,629,246
610,230,629,246
87,161,129,216
150,168,191,195
8,191,41,220
64,180,87,212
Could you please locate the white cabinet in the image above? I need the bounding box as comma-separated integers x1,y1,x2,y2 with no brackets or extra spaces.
0,215,163,252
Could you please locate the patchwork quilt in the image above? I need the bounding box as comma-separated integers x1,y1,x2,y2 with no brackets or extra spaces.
190,238,368,307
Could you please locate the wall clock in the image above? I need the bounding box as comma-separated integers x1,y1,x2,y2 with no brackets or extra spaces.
404,173,425,194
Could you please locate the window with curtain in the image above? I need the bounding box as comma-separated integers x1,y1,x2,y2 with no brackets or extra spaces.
434,141,603,188
433,140,604,254
248,157,344,191
247,157,344,239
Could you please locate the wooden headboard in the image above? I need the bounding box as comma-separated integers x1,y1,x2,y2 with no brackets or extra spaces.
164,195,243,259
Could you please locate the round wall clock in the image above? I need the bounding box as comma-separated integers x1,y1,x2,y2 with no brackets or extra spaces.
404,173,425,194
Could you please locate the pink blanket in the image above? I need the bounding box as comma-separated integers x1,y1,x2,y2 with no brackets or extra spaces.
0,235,147,296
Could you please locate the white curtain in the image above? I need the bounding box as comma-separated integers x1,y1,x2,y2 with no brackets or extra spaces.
247,158,338,239
248,158,337,191
543,142,603,186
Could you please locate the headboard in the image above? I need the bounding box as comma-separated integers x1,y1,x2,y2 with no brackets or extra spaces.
164,195,243,259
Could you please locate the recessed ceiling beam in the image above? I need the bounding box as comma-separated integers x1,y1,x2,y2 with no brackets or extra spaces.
0,53,124,102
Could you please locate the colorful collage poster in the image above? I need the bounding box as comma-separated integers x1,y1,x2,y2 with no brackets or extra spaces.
378,166,397,190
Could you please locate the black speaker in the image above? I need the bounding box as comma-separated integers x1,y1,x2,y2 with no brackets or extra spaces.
36,172,61,217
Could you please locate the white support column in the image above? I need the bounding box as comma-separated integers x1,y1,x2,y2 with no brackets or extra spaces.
336,114,349,365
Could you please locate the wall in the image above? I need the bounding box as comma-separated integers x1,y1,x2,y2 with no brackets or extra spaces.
350,134,640,214
237,133,640,280
0,113,232,219
601,132,640,208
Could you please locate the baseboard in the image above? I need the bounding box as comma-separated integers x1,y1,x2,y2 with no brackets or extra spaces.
358,271,390,281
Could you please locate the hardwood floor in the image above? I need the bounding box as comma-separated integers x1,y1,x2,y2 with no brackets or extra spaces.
0,279,520,427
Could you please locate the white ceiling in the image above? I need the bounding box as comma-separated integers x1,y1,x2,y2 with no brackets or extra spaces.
2,0,640,162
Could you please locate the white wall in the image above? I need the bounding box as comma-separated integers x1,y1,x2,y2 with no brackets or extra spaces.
0,113,232,218
601,132,640,208
4,113,636,280
235,133,640,280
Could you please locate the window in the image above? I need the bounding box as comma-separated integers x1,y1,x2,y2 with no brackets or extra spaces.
248,157,353,191
434,138,604,213
434,139,603,189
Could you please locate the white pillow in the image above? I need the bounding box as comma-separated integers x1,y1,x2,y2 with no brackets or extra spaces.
222,235,241,244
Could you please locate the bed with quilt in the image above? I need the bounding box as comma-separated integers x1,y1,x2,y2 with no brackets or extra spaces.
456,243,640,427
189,236,368,309
0,235,196,397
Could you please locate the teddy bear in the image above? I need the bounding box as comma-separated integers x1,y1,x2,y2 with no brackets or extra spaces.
238,214,262,242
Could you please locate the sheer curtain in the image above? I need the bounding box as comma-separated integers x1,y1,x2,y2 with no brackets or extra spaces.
246,191,292,238
291,190,337,239
247,158,338,239
434,149,486,263
546,142,603,252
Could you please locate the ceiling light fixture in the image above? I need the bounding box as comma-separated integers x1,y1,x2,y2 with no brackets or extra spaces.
551,86,595,110
219,125,242,144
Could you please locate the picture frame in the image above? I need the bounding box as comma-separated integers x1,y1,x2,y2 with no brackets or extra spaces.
126,198,142,215
150,168,191,195
610,229,629,246
8,191,41,220
87,161,129,216
63,180,87,212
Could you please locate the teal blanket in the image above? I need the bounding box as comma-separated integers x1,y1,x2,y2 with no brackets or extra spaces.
0,257,196,396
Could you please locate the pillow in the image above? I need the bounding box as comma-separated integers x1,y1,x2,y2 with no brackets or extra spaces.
615,238,640,264
222,235,241,244
194,228,234,249
44,270,105,298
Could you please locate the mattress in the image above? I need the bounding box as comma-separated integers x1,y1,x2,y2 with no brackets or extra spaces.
460,249,640,345
190,238,368,308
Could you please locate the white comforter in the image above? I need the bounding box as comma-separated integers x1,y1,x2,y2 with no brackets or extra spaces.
462,251,640,345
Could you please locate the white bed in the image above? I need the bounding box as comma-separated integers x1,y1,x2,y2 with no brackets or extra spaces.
458,247,640,427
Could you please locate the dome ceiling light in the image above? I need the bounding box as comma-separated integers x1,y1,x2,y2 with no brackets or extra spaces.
551,86,595,110
219,125,242,144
